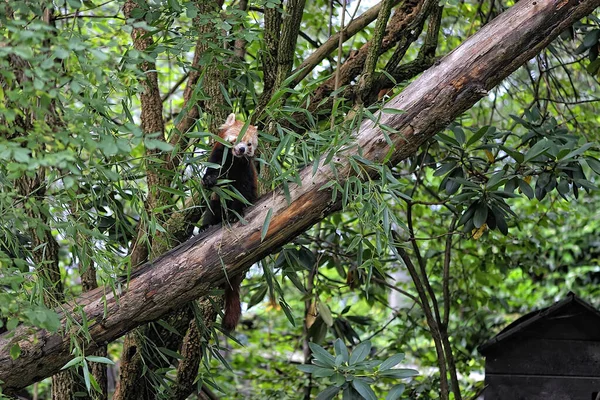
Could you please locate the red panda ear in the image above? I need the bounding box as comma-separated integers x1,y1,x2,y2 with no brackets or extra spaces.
221,113,236,129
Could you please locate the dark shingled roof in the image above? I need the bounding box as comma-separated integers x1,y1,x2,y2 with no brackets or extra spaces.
478,292,600,354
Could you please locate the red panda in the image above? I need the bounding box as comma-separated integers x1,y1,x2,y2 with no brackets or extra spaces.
202,113,259,332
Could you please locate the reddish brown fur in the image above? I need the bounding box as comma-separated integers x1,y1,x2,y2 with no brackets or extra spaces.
201,113,259,331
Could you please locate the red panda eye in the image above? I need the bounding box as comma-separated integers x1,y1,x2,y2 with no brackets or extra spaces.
247,142,252,146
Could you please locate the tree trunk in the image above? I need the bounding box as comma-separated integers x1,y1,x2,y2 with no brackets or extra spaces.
0,0,598,392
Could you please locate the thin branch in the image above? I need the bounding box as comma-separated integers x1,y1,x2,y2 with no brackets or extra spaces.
291,0,402,87
442,216,457,328
371,276,420,305
441,215,461,400
407,201,443,329
392,237,449,400
54,14,125,20
331,0,348,130
161,72,189,103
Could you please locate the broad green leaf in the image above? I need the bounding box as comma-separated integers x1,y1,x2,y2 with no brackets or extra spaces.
466,126,489,147
524,139,550,162
473,203,488,228
386,384,406,400
309,342,336,367
379,368,419,378
297,364,320,373
333,338,349,362
352,379,377,400
315,386,341,400
379,353,405,371
317,300,334,327
586,157,600,175
350,341,371,364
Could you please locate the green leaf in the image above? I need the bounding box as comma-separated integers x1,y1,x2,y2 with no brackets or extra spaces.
309,342,336,367
10,344,21,360
524,139,550,162
492,207,509,235
67,0,82,8
158,347,184,360
586,157,600,175
279,299,296,327
473,203,488,228
559,142,593,161
315,386,341,400
583,29,600,48
61,356,83,370
155,319,182,336
500,145,524,163
317,300,334,327
247,284,268,309
379,368,419,378
466,126,489,147
519,179,534,199
381,108,404,114
261,208,273,242
486,170,505,190
379,353,405,371
433,161,457,177
157,186,186,197
453,126,466,146
352,379,377,400
297,364,320,373
350,341,371,364
85,356,115,365
436,133,460,147
314,367,336,378
386,384,406,400
333,338,349,362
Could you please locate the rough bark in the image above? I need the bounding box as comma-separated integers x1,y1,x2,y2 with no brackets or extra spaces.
80,258,108,400
169,298,218,400
115,1,228,398
274,0,307,87
7,6,85,399
1,0,598,392
356,0,395,103
124,0,167,269
309,0,433,110
290,0,403,88
256,4,282,113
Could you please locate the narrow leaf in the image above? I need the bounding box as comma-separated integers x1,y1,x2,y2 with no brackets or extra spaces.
261,208,273,242
85,356,115,365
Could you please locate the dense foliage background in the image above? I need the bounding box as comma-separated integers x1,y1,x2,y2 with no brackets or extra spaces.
1,0,600,399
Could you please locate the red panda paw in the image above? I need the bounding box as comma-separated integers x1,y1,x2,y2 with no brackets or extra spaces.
202,174,217,188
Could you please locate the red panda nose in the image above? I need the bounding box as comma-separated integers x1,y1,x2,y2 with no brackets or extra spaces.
238,146,246,154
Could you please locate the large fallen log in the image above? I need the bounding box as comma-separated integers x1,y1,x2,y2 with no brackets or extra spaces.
1,0,598,392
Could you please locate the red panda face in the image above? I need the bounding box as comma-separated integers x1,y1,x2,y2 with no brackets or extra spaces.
219,113,258,158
